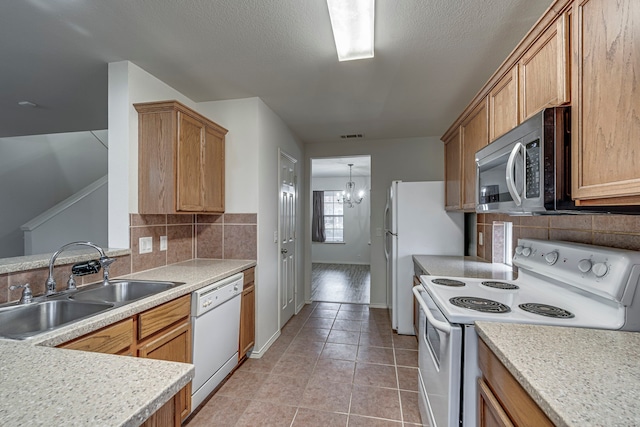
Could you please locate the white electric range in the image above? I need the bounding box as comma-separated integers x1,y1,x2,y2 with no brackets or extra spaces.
413,238,640,427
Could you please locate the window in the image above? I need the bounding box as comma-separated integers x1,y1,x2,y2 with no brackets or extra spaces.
323,190,344,242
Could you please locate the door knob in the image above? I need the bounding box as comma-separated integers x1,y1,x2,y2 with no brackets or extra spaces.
281,248,288,254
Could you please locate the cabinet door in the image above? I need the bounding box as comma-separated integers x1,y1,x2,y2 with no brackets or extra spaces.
202,126,225,212
478,379,514,427
139,321,192,422
461,98,489,210
239,285,255,360
444,128,462,210
489,66,519,142
520,12,570,122
176,112,205,212
572,0,640,204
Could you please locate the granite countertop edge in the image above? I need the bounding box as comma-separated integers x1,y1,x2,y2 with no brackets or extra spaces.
0,248,132,275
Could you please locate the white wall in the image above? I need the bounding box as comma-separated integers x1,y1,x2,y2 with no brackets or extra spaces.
256,99,305,344
108,61,198,249
24,181,108,255
311,176,371,265
108,62,305,355
0,131,107,258
305,137,444,308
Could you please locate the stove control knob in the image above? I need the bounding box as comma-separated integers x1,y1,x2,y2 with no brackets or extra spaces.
515,246,524,255
592,262,609,278
578,259,592,273
521,247,532,257
545,251,559,265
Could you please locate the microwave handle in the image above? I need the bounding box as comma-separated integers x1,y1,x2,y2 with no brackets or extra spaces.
412,286,452,333
506,142,524,206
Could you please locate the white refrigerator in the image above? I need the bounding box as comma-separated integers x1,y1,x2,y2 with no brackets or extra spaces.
384,181,464,335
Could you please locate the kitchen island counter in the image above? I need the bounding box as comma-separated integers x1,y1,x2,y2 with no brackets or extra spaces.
476,321,640,427
413,255,516,280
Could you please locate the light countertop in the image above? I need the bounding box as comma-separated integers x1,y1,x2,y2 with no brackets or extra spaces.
412,255,516,280
0,258,255,426
0,340,193,427
476,322,640,427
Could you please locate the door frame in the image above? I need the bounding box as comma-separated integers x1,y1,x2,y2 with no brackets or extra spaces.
278,149,298,329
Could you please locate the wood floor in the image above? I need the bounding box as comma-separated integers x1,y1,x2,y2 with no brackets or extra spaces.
311,263,370,304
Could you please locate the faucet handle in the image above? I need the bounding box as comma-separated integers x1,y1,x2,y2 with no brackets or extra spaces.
99,257,117,285
9,283,33,304
66,274,77,291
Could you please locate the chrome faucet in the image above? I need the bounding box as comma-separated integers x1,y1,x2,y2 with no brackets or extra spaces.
45,241,117,295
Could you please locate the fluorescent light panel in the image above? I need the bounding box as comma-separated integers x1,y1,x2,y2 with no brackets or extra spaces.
327,0,375,61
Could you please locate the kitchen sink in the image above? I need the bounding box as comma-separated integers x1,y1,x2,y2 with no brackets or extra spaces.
0,300,114,340
69,280,180,303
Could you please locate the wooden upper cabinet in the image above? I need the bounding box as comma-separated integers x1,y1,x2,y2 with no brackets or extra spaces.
489,66,519,142
520,11,571,122
135,100,228,214
571,0,640,205
443,127,462,210
461,97,489,211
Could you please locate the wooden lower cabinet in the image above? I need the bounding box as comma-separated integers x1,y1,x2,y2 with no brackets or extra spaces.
239,267,256,361
59,296,193,426
138,321,192,422
478,339,553,427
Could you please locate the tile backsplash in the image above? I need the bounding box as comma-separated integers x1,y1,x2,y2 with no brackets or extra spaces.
477,213,640,262
129,213,257,273
0,213,257,304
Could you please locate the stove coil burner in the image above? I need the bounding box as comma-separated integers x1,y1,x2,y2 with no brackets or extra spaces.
481,281,519,290
519,303,575,318
449,297,511,314
432,278,466,287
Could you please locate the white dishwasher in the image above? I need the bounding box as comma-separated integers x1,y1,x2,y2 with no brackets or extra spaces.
191,272,244,411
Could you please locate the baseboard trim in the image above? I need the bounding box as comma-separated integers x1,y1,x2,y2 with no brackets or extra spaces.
249,329,281,359
368,303,388,309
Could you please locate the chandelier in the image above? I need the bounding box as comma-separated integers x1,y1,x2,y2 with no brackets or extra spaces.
338,163,365,208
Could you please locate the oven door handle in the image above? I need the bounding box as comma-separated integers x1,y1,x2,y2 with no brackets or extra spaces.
506,142,524,206
412,286,451,334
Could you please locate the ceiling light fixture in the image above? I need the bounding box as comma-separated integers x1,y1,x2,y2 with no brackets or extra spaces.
326,0,375,61
338,163,366,208
18,101,38,108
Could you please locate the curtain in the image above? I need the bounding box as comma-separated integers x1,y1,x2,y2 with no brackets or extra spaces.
312,191,326,242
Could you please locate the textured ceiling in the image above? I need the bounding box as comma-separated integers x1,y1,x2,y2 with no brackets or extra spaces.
0,0,553,142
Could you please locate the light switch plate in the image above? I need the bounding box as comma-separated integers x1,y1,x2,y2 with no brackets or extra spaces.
478,231,484,246
160,236,167,251
139,237,153,254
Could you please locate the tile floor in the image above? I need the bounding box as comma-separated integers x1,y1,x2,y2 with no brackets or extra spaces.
186,302,421,426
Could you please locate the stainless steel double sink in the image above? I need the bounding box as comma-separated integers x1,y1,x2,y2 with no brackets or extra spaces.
0,280,183,340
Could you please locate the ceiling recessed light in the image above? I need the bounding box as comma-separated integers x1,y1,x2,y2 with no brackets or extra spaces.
18,101,38,108
326,0,375,62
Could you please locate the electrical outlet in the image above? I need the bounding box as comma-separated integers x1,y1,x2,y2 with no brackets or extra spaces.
160,236,167,251
139,237,153,254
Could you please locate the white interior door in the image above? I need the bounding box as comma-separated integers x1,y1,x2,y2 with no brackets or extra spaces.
279,150,297,328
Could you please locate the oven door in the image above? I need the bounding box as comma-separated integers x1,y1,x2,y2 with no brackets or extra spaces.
413,286,462,427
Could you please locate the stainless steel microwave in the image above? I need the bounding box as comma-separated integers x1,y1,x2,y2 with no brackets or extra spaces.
475,106,573,214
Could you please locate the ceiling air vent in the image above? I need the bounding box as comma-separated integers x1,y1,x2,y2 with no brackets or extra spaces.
340,133,364,139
